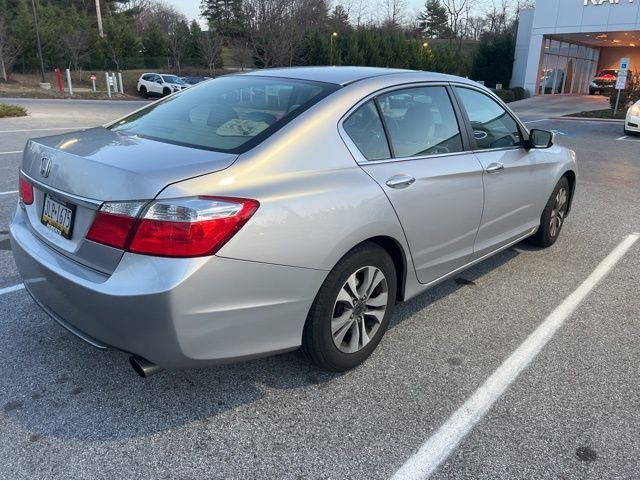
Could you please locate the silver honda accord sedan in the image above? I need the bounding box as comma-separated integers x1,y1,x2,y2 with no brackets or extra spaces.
10,67,577,376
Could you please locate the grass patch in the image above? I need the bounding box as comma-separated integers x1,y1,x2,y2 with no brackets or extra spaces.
0,103,27,118
566,109,627,120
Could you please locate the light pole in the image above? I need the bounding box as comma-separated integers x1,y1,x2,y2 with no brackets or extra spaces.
30,0,46,84
330,32,338,66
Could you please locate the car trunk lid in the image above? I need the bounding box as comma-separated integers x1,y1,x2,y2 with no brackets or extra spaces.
20,127,238,274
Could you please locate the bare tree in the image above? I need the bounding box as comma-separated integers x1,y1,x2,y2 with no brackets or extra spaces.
243,0,329,68
379,0,407,30
198,32,222,76
441,0,469,48
61,30,89,79
166,19,190,73
0,14,21,81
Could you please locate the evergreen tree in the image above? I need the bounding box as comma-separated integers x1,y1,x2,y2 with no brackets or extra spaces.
188,20,203,63
329,5,350,34
200,0,244,36
471,32,515,88
102,12,140,70
142,19,166,67
418,0,450,38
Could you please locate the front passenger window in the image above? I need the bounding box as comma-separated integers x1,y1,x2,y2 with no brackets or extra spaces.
455,87,523,150
377,86,463,158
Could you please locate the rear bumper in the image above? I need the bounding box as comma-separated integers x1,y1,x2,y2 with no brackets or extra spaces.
10,205,326,369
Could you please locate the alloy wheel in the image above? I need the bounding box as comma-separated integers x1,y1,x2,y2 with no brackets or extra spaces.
331,266,389,354
549,187,568,238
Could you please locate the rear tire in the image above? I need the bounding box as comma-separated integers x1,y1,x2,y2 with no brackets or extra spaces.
526,176,570,248
302,243,397,372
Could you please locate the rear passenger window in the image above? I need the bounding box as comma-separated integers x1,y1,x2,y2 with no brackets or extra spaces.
455,87,523,150
378,86,463,158
343,100,391,161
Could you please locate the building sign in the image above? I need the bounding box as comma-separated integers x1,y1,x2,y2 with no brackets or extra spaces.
583,0,636,5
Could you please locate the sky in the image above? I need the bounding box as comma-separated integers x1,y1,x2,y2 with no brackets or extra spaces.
172,0,520,27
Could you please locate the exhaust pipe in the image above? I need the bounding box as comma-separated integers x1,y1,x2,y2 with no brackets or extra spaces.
129,355,163,378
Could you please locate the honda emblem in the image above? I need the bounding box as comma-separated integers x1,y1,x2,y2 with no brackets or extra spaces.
40,156,52,178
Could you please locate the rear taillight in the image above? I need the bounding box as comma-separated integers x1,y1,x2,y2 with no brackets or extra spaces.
86,202,146,249
87,197,259,258
19,176,34,205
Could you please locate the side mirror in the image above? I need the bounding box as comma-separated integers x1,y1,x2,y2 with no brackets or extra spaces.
528,129,554,149
156,79,163,84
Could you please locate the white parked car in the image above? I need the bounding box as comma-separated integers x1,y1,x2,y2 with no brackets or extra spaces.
136,73,189,98
625,99,640,136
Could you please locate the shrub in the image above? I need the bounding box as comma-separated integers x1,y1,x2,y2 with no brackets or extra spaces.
609,70,640,110
0,104,27,118
493,88,515,103
511,86,527,101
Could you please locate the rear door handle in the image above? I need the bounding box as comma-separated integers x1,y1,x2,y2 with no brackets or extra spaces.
485,162,504,174
385,175,416,189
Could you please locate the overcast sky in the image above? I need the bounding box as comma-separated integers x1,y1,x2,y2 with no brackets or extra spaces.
173,0,522,27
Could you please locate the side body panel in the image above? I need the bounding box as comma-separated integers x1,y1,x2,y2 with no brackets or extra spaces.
471,147,557,258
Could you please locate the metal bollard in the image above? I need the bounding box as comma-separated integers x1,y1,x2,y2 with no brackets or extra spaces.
65,68,73,96
118,72,124,94
105,72,111,98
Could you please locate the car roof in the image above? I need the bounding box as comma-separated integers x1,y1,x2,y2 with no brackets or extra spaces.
239,66,461,86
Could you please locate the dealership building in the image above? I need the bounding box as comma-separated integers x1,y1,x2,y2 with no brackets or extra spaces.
511,0,640,95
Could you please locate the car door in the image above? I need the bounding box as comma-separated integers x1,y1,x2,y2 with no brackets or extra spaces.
148,74,162,95
342,85,484,285
453,86,554,259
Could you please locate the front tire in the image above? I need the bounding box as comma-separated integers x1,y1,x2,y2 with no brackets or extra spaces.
139,86,148,98
302,243,397,372
526,176,570,248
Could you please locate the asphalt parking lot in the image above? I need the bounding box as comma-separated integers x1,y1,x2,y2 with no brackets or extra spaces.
1,97,639,479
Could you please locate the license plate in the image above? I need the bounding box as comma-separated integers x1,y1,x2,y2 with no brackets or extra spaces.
41,194,75,239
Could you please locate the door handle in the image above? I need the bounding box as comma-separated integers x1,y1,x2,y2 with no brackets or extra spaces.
485,162,504,174
385,175,416,189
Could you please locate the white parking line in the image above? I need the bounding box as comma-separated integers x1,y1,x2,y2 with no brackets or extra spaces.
0,284,25,296
0,151,22,155
523,118,549,124
617,136,628,141
391,232,640,480
0,190,17,196
0,127,92,134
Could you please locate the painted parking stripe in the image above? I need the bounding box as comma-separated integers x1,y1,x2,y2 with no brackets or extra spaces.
0,127,92,134
0,284,25,296
523,118,549,124
0,151,22,155
0,190,18,196
617,136,628,141
391,232,640,480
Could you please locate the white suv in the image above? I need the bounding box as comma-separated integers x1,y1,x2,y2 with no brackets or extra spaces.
136,73,189,98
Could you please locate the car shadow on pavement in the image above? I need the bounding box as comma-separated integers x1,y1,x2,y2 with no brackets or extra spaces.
1,247,521,442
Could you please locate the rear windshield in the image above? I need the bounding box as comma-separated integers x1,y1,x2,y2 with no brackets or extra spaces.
109,76,338,153
598,70,617,77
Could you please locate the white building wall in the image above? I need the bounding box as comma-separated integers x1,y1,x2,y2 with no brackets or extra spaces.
511,9,534,89
511,0,640,95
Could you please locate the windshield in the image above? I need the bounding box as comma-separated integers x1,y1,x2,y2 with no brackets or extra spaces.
109,76,338,152
162,75,185,84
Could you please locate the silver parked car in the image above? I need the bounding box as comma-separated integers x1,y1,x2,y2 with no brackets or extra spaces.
10,67,577,376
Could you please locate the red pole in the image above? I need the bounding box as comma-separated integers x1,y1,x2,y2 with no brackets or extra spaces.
55,67,63,94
